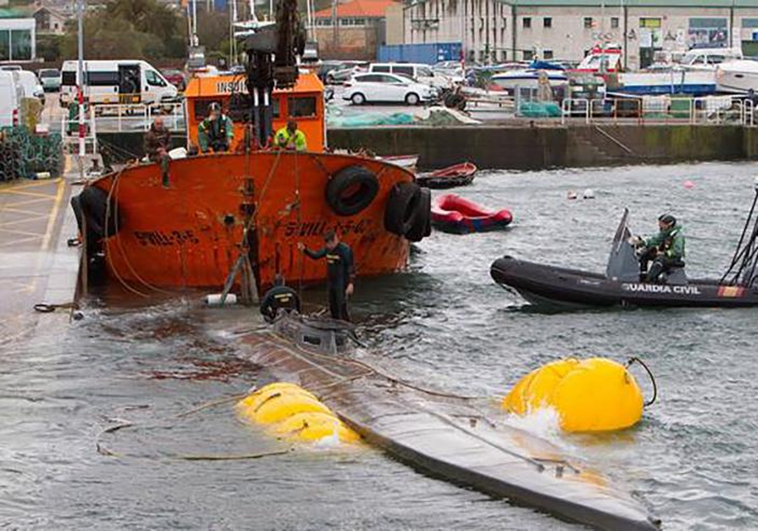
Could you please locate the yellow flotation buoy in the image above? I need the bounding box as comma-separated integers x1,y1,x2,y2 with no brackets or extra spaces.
502,358,644,432
237,382,359,444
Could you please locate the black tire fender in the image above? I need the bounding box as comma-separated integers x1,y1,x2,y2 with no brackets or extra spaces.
326,166,379,217
259,286,301,322
405,187,431,242
73,185,121,241
384,182,421,236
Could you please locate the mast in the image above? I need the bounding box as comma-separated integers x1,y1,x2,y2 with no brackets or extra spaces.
720,177,758,287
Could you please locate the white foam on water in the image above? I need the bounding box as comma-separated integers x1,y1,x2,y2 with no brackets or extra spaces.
502,406,566,447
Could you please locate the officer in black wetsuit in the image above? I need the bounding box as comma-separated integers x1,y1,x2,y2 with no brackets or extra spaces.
298,230,355,321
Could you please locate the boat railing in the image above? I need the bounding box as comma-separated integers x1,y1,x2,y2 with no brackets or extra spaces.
89,102,186,133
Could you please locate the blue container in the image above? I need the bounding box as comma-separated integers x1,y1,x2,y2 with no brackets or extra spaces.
377,43,462,64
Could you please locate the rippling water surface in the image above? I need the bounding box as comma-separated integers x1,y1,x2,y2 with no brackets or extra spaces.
2,162,757,530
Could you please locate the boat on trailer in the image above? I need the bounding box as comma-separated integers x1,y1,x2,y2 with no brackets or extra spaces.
236,311,659,530
491,188,758,309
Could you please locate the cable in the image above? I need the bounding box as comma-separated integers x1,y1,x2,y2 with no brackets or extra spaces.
626,357,657,407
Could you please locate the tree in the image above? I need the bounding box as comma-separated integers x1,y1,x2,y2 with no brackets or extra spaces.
62,0,187,61
37,34,63,62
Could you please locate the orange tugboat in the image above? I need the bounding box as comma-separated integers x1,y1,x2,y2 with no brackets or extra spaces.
72,4,430,297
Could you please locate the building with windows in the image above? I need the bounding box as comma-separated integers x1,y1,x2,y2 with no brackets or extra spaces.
33,5,69,35
313,0,399,59
0,9,36,63
397,0,758,69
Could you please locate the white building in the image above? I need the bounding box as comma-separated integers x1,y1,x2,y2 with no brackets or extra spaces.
0,10,36,63
398,0,758,70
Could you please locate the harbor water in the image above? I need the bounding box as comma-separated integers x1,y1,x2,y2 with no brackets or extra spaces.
2,162,757,530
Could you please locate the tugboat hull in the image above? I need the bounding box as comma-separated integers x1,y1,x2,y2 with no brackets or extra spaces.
87,151,422,290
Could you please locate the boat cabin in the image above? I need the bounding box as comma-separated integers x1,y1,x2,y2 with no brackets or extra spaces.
184,72,326,152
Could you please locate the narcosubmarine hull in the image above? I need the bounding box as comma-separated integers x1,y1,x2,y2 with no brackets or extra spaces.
238,313,660,530
490,255,758,309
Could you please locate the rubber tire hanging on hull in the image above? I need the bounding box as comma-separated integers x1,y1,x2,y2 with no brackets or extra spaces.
326,166,379,217
385,182,423,237
404,187,431,242
71,185,121,243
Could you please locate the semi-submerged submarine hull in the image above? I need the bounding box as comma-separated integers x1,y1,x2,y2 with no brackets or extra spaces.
236,314,659,530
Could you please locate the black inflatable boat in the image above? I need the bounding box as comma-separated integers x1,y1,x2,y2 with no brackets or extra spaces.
492,194,758,309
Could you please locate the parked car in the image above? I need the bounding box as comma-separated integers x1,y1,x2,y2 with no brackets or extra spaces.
160,68,187,91
13,70,45,104
368,62,452,89
38,68,61,92
342,72,434,105
325,61,368,85
0,65,22,72
317,60,344,82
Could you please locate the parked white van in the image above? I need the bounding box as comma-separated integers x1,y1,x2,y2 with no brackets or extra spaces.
60,60,178,106
0,71,21,127
368,63,451,89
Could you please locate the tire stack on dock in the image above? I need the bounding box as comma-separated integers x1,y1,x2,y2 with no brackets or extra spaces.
0,127,62,182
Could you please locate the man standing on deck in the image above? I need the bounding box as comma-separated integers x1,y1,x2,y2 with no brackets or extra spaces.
274,120,308,151
297,230,355,321
631,214,685,283
198,103,234,153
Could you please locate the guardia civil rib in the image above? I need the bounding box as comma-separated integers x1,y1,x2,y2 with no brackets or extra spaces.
491,181,758,309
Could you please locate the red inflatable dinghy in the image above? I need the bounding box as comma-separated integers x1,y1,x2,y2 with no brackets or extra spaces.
431,194,513,234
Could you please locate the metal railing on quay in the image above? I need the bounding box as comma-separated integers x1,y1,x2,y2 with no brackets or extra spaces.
560,94,755,127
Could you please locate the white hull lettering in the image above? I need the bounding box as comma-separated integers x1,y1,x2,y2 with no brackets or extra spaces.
621,283,701,295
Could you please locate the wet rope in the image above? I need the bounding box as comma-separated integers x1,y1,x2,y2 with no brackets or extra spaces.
95,394,296,461
103,168,150,298
626,357,657,407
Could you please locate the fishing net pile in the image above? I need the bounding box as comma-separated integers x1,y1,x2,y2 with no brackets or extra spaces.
0,127,62,182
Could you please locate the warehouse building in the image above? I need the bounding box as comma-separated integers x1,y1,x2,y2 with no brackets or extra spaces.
395,0,758,70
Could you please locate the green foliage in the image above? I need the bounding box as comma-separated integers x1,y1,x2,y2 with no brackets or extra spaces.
37,34,63,62
62,0,187,60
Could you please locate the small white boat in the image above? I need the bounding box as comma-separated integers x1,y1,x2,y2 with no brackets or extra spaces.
716,59,758,94
616,69,716,96
490,62,568,93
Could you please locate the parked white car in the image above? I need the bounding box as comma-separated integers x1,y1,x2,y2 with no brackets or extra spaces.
343,72,435,105
13,70,45,104
368,63,452,89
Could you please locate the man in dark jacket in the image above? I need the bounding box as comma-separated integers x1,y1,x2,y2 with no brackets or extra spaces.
144,117,171,185
632,213,685,283
298,230,355,321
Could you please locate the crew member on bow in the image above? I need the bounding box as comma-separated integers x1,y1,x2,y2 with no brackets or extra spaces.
144,117,171,185
274,120,307,151
198,102,234,153
298,230,355,321
631,214,685,283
